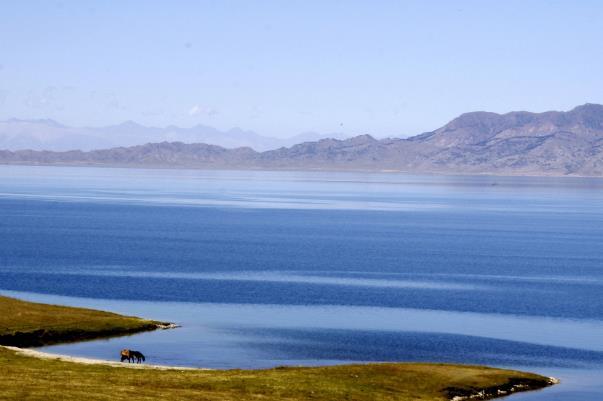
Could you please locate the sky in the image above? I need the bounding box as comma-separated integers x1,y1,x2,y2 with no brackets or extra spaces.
1,0,602,138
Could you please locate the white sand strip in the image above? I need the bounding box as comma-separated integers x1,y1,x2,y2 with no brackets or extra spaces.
2,345,207,370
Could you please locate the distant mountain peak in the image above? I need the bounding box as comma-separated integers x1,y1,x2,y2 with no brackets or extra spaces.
445,111,504,129
345,134,378,144
566,103,603,128
115,120,145,128
571,103,603,112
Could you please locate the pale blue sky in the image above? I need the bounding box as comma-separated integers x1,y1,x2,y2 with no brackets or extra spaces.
1,0,602,138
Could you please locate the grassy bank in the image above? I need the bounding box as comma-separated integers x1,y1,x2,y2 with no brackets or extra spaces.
0,295,166,347
0,294,555,400
0,347,553,401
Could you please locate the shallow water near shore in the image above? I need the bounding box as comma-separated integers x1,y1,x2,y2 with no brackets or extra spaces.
3,290,603,400
1,166,603,399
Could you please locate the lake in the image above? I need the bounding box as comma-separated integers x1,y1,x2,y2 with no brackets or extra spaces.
1,165,602,400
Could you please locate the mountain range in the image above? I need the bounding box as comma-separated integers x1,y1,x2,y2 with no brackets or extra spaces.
0,119,348,152
1,104,602,176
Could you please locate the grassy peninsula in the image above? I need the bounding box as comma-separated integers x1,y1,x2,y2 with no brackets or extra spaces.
0,295,167,347
0,295,555,401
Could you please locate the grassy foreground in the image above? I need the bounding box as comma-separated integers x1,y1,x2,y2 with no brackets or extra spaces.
0,295,555,400
0,295,165,347
0,348,553,401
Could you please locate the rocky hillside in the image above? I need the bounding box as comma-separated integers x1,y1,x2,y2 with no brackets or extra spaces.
1,104,602,176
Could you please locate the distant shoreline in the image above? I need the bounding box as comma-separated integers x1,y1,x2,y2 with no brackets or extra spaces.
2,160,603,178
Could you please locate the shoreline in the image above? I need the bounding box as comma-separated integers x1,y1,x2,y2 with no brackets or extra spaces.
0,294,180,348
0,321,179,348
448,377,560,401
2,161,603,178
1,345,200,370
2,344,558,400
0,295,559,400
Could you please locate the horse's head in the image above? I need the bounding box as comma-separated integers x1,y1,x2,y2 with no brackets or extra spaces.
120,349,130,362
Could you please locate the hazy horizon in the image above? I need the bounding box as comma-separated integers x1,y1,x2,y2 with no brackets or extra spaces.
0,116,351,139
1,1,603,141
2,100,600,137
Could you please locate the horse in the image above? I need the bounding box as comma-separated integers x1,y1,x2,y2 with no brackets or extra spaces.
120,349,133,363
120,348,146,363
130,350,145,363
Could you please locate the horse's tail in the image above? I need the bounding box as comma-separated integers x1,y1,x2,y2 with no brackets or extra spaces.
140,352,145,362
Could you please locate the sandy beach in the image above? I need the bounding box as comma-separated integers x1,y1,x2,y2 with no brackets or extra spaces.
1,345,201,371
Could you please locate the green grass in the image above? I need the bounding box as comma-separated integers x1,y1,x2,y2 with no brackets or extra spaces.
0,348,552,401
0,294,555,400
0,295,162,346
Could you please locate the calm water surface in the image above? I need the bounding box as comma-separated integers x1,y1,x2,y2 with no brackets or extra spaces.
1,165,602,400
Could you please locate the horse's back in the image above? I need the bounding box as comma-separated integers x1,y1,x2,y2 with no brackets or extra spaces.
131,350,145,362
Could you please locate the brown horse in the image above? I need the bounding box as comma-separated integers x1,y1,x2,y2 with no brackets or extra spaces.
120,349,133,363
120,349,145,363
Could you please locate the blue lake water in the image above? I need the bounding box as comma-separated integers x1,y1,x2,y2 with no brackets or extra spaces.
1,165,602,400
